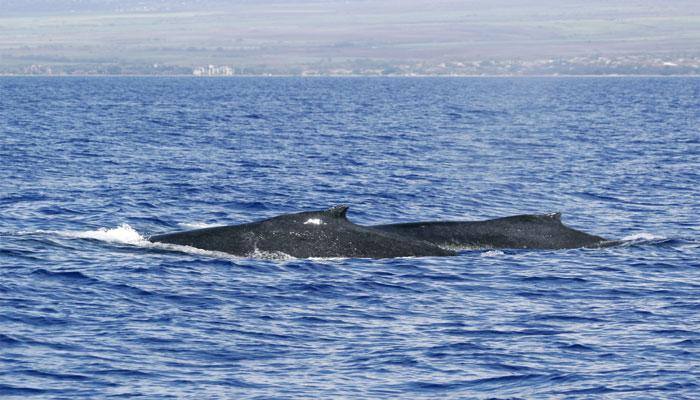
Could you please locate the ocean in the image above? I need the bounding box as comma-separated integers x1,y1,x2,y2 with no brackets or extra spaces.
1,76,699,398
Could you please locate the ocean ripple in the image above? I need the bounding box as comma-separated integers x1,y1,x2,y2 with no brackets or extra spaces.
1,76,698,398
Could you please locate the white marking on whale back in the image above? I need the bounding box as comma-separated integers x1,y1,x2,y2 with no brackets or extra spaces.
179,222,220,229
304,218,324,225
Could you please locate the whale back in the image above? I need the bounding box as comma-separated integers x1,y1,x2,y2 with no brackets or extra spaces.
150,205,455,258
371,213,607,250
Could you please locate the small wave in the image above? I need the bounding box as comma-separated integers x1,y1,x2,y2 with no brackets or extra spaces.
521,275,587,284
17,369,91,381
408,373,543,391
0,384,48,396
0,333,22,346
674,339,700,347
560,343,597,352
30,268,96,282
0,248,43,261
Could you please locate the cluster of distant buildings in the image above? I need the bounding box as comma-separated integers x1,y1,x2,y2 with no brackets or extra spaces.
24,64,53,75
192,65,234,76
190,56,700,77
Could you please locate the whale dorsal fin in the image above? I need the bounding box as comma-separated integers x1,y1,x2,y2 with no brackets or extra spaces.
546,212,562,221
325,205,349,219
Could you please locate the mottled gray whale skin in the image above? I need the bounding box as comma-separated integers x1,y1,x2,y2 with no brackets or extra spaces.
371,213,609,250
149,205,455,258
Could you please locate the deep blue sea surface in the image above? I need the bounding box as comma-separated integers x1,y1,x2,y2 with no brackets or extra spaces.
1,77,699,398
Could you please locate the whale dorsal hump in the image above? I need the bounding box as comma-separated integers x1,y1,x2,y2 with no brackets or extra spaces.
324,205,349,219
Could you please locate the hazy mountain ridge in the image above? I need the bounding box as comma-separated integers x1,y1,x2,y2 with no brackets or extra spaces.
1,0,699,75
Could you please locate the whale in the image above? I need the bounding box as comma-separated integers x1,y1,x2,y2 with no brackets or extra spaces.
149,206,614,258
370,213,610,250
149,205,456,258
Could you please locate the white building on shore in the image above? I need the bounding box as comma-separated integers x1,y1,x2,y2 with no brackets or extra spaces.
193,65,235,76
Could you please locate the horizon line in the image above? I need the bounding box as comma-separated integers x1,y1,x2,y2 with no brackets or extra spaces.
2,73,700,78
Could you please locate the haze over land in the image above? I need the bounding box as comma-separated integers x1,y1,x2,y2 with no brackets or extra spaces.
1,0,699,75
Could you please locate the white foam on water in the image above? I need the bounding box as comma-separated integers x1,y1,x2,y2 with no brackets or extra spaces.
481,250,505,257
621,232,666,242
249,248,296,261
50,224,230,259
61,224,147,245
51,224,299,261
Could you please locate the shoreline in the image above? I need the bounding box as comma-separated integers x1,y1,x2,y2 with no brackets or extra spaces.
1,74,699,78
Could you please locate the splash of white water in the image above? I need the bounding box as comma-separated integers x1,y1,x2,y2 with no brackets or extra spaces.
621,232,666,242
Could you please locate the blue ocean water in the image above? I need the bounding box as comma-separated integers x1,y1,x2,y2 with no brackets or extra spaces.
1,76,699,398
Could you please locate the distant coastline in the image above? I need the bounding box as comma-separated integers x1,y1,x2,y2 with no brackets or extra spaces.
3,1,698,82
2,73,699,78
4,55,698,78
